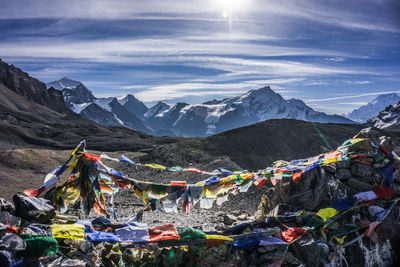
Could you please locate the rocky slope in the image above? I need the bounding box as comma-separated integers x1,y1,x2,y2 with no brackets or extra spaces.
0,59,70,114
368,101,400,129
0,62,178,152
348,93,400,123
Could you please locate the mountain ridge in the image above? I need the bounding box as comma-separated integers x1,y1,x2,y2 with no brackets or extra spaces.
348,93,400,123
47,77,355,137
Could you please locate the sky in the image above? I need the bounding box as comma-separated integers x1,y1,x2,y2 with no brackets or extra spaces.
0,0,399,114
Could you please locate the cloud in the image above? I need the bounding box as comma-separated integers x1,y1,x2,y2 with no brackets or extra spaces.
325,57,345,62
338,102,369,105
306,91,400,103
344,80,371,84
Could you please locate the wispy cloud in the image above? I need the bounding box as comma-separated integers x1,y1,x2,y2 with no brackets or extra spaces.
0,0,399,115
325,57,345,62
344,80,371,84
338,102,369,105
307,91,400,103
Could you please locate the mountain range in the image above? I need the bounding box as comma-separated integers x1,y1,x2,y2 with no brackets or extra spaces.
47,78,355,137
347,93,400,123
0,58,369,169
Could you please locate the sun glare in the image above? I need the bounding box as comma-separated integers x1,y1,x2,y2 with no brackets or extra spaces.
215,0,248,18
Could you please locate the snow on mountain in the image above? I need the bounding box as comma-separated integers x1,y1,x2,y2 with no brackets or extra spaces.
47,78,96,111
367,101,400,129
146,86,354,137
46,78,152,134
145,101,171,120
46,79,356,137
46,77,82,90
93,97,114,112
347,93,400,123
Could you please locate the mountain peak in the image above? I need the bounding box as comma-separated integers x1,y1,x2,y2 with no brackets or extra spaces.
118,94,148,119
245,86,277,98
47,78,96,109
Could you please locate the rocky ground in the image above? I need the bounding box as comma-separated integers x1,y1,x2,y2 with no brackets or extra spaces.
0,147,262,232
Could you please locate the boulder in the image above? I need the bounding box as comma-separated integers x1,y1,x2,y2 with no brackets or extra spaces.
223,214,236,225
0,199,15,215
292,235,323,267
336,160,351,169
355,127,380,139
348,139,373,153
0,233,26,252
378,136,395,152
335,168,352,181
256,167,350,219
13,194,55,223
351,162,374,177
346,178,374,192
0,211,21,230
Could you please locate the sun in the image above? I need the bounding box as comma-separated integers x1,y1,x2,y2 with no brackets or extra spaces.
215,0,248,18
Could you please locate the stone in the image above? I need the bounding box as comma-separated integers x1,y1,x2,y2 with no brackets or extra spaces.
293,235,323,267
351,162,374,177
223,214,236,225
355,127,381,139
237,214,248,221
0,211,21,230
348,139,373,153
346,178,374,192
80,241,94,254
13,194,55,223
336,160,351,169
0,198,15,215
322,164,336,174
335,168,352,181
378,136,394,152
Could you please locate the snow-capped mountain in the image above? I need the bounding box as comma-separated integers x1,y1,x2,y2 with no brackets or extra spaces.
146,86,354,137
347,93,400,123
367,101,400,129
46,78,152,134
47,79,355,137
145,101,171,120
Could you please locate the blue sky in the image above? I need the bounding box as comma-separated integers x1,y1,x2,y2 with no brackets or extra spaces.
1,0,399,114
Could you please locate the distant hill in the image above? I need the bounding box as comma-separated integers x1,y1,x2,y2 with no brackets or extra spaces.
142,119,364,170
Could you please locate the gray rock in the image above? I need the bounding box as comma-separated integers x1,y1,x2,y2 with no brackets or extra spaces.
348,139,373,153
13,194,55,223
336,160,351,169
223,214,236,225
335,168,352,181
378,136,395,152
293,235,323,267
356,127,381,139
0,198,15,215
346,178,374,192
351,162,374,177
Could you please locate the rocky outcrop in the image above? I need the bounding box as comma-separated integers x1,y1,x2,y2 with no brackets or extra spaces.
256,128,400,266
0,59,70,114
368,101,400,129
